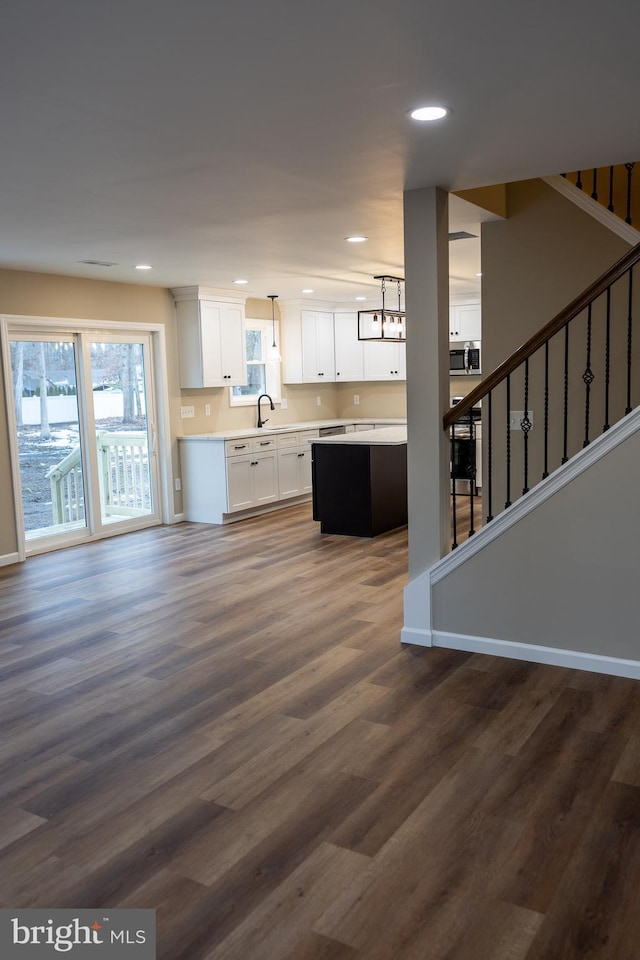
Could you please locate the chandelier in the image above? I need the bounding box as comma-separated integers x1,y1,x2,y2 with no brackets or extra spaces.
358,275,406,342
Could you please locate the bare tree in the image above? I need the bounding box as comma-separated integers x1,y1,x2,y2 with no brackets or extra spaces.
13,341,24,427
38,342,50,439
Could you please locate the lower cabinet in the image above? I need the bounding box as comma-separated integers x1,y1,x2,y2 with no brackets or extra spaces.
179,428,320,524
277,429,317,499
227,451,279,511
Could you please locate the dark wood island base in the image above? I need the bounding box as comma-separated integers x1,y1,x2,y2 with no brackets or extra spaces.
311,434,407,537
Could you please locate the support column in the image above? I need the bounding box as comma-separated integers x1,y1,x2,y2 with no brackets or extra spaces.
402,186,449,644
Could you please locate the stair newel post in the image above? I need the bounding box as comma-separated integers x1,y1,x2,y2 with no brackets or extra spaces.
522,358,531,495
604,285,611,431
608,166,615,212
505,374,512,508
625,163,635,225
450,423,458,550
562,322,570,464
486,390,494,523
543,340,550,479
591,167,598,201
583,302,594,447
626,265,634,414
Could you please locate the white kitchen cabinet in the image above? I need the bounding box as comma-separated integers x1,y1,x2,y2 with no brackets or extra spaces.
277,429,317,498
300,310,335,381
363,341,406,381
450,300,481,341
172,286,247,388
334,311,364,381
226,450,278,511
280,302,335,383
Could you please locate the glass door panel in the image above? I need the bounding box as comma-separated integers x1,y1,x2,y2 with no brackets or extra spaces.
88,339,155,526
9,338,87,542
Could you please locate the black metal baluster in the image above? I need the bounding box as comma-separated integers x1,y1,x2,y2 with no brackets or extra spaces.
583,302,594,447
562,323,570,463
451,424,458,549
625,162,635,224
591,167,598,201
543,340,550,478
468,417,476,538
626,266,634,414
576,170,583,191
521,359,531,494
608,166,615,212
604,286,611,431
486,391,493,522
505,375,512,508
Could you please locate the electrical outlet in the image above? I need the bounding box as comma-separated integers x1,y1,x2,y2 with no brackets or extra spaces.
180,405,195,419
281,398,288,410
509,410,534,430
316,396,321,406
354,394,360,405
204,403,211,416
174,478,181,491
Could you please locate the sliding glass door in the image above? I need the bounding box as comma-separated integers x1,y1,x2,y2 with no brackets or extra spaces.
8,327,161,554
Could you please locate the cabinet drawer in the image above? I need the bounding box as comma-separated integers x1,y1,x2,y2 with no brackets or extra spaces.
253,436,277,452
225,438,254,457
298,429,319,443
277,432,299,448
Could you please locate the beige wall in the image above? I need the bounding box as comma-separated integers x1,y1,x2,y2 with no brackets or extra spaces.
0,269,178,558
480,179,632,509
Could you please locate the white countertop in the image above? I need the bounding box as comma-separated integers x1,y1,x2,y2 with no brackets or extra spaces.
310,426,407,445
178,418,406,442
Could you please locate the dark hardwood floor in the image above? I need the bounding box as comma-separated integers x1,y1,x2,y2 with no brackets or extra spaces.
1,502,639,959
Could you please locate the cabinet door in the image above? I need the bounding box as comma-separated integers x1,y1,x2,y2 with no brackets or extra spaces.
296,447,313,493
278,447,301,498
363,342,404,380
450,302,481,341
218,303,247,384
253,453,279,505
301,310,335,381
334,311,364,381
199,301,224,385
226,454,254,511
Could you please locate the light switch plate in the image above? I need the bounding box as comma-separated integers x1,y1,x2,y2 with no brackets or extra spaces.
180,405,195,418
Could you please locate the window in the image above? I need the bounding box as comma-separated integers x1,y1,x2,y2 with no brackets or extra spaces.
230,319,281,406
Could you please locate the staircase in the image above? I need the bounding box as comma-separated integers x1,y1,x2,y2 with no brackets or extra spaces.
402,191,640,679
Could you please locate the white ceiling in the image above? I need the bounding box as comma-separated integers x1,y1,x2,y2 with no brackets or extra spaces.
2,0,639,304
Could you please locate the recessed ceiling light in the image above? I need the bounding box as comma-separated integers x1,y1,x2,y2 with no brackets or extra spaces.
345,235,368,243
410,105,449,122
301,288,314,294
355,296,367,301
233,278,249,285
135,264,152,270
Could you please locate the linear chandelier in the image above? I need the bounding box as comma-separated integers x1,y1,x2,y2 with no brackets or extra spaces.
358,275,406,342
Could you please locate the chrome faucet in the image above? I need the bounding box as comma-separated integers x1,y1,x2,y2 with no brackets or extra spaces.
257,393,275,428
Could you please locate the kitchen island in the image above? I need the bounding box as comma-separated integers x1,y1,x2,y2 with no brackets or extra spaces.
311,427,407,537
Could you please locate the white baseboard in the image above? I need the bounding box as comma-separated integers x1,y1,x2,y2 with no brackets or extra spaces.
400,626,432,647
0,552,20,568
432,630,640,680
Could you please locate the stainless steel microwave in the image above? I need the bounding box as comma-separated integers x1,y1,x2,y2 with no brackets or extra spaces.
450,342,481,375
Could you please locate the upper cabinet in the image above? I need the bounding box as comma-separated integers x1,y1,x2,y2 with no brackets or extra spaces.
450,300,481,342
172,286,247,388
281,303,336,383
334,311,364,381
363,341,406,381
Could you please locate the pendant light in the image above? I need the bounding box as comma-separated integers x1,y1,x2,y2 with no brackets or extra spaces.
357,275,406,341
267,294,282,362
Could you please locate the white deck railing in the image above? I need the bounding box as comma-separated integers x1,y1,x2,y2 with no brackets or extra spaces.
47,430,150,524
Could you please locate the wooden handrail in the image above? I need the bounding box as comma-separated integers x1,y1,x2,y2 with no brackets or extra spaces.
443,239,640,430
